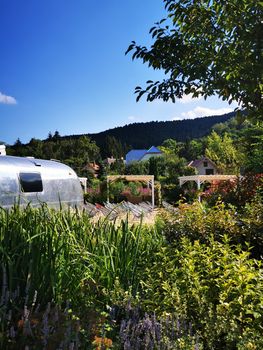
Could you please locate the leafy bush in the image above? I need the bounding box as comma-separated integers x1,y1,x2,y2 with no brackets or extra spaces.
202,174,263,208
162,201,238,244
237,194,263,259
161,183,184,204
109,180,126,202
84,179,107,204
162,195,263,258
127,181,141,196
140,237,263,349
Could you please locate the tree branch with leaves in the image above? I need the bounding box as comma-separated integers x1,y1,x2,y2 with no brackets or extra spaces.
126,0,263,120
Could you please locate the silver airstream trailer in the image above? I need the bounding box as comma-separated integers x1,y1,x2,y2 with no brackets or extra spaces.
0,156,84,209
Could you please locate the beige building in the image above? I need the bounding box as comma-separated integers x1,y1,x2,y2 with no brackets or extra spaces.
188,156,218,175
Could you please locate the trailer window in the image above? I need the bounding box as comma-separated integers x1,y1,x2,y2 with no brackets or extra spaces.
19,172,43,192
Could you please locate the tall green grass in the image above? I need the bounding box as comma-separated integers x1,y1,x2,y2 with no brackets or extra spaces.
0,204,162,307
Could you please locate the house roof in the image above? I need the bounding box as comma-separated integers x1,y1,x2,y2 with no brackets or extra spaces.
126,149,147,164
126,146,162,164
146,146,162,154
188,157,218,169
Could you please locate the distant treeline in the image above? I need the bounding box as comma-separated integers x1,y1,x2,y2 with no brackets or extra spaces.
6,112,235,175
65,112,235,152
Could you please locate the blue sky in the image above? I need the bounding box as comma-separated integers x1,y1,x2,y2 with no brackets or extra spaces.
0,0,235,145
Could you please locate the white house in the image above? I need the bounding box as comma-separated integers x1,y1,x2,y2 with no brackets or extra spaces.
188,156,218,175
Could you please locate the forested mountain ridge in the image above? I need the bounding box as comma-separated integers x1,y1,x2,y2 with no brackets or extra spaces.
7,112,237,172
67,112,235,149
7,110,263,179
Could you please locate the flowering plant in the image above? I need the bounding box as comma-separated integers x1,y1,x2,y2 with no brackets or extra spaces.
202,174,263,207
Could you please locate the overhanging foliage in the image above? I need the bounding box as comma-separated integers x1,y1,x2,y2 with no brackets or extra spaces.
127,0,263,120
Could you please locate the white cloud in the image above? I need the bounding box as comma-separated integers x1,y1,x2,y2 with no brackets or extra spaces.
178,106,234,120
0,92,17,105
178,93,202,104
127,115,144,123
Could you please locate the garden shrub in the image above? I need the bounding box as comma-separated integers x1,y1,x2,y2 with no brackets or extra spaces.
154,181,162,207
140,237,263,350
161,183,184,204
162,195,263,259
84,179,107,204
237,194,263,258
127,181,141,196
109,180,126,202
162,201,239,244
203,174,263,208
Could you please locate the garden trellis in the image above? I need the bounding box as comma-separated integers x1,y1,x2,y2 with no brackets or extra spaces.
178,175,238,189
179,175,238,201
106,175,155,208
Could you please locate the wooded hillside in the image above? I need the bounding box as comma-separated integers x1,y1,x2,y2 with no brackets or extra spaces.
70,112,235,149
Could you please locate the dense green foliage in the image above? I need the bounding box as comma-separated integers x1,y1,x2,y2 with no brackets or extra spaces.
238,123,263,173
0,205,160,308
205,131,241,174
163,192,263,258
142,236,263,349
127,0,263,120
0,194,263,348
8,134,100,177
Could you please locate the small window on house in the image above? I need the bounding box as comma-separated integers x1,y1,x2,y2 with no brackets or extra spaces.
206,169,214,175
19,172,43,193
203,161,208,167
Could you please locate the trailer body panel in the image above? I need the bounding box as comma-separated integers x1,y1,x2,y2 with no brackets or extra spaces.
0,156,83,208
